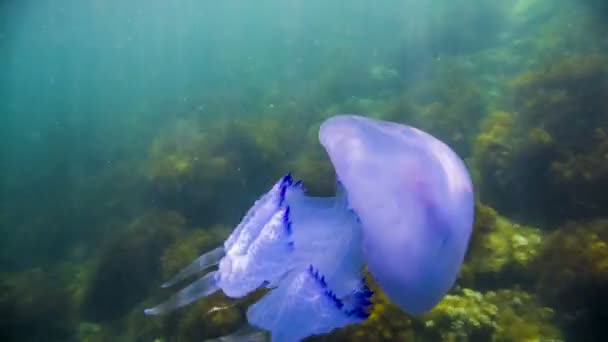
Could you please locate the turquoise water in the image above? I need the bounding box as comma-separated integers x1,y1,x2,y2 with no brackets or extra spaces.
1,0,607,341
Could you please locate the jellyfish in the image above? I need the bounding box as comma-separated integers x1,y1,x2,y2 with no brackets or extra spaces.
144,114,474,342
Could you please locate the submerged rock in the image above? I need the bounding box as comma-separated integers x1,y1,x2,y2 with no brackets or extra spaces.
534,219,608,340
80,210,184,321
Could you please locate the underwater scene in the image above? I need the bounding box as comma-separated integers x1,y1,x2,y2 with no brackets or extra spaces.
1,0,608,341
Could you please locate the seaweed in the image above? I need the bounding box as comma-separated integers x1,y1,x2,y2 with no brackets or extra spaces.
160,226,227,282
312,273,560,342
144,116,296,227
534,219,608,340
0,269,76,341
395,61,488,157
461,203,543,290
80,210,184,322
473,55,608,225
419,288,560,342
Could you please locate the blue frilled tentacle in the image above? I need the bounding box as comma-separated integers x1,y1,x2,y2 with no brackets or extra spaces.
146,174,298,315
144,271,220,315
283,206,292,235
161,246,225,289
247,264,368,342
279,172,292,205
146,172,370,341
283,206,295,251
224,173,294,253
343,277,374,319
307,264,342,309
307,265,373,319
217,174,300,297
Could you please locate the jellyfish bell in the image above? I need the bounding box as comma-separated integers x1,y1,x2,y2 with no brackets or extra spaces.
319,114,474,314
144,114,474,341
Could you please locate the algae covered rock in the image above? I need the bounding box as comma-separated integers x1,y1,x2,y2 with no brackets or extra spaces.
462,203,543,289
144,116,294,227
80,210,185,321
420,288,498,341
420,288,560,342
0,269,76,341
472,111,556,226
473,55,608,225
315,277,559,342
534,219,608,340
172,293,245,341
160,225,227,281
398,63,487,157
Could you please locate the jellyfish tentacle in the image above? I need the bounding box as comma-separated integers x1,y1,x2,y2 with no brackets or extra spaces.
205,296,246,315
307,265,373,319
247,265,366,341
306,264,345,310
224,174,292,255
144,174,297,315
161,246,225,288
341,277,374,319
144,270,220,315
218,204,296,297
205,324,269,342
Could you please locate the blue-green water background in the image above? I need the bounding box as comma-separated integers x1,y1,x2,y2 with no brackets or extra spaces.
1,0,607,341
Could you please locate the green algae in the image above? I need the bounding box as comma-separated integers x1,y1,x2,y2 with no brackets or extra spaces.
81,210,185,321
534,219,608,339
473,54,608,225
0,269,76,341
462,203,543,289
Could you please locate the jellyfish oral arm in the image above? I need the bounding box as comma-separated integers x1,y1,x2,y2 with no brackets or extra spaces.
144,270,220,315
161,246,225,289
145,173,372,341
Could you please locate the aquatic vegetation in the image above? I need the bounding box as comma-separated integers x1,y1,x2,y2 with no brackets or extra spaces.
0,269,76,341
144,118,234,206
421,288,498,341
145,116,298,227
76,322,106,342
473,54,608,225
171,293,246,341
288,150,334,196
534,219,608,340
323,281,559,342
421,288,560,342
369,64,399,82
315,56,384,103
0,158,148,273
548,127,608,217
462,203,543,289
144,115,474,341
80,210,185,321
472,111,554,225
472,111,514,178
337,96,400,122
160,225,228,281
396,62,488,157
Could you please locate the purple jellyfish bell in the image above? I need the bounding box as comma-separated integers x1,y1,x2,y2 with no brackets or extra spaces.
319,115,474,315
144,114,474,342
